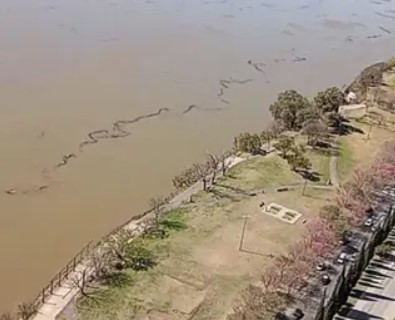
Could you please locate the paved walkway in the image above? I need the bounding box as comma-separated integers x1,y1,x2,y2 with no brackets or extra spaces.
335,231,395,320
31,155,246,320
31,149,338,320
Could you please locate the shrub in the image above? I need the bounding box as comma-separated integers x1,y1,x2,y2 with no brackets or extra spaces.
376,243,392,257
388,56,395,68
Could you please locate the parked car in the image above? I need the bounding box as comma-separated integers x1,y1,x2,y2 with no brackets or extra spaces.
321,274,330,285
315,262,326,271
364,218,373,227
316,261,329,271
337,252,347,264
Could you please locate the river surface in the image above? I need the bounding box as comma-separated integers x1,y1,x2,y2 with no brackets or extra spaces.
0,0,395,312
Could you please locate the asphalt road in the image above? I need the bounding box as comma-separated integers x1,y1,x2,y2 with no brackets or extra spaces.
335,232,395,320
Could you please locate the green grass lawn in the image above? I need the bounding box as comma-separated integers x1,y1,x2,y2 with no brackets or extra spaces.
306,149,330,183
218,154,302,190
72,155,308,320
337,137,354,182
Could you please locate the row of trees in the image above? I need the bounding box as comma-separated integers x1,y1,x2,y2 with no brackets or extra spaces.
1,221,164,320
336,140,395,226
172,151,231,191
228,139,395,319
176,88,344,193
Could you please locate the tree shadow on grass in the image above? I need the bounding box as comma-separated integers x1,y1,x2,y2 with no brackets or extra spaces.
299,170,321,182
209,188,241,202
215,183,251,196
339,123,365,135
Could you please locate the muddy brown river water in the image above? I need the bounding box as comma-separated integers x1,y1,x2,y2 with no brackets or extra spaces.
0,0,395,312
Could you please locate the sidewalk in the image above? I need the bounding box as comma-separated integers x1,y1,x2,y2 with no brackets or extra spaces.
31,155,245,320
335,231,395,320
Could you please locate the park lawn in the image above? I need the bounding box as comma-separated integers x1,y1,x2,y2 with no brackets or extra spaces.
383,67,395,88
72,155,330,320
338,136,354,182
338,120,394,182
285,133,331,184
306,149,330,183
217,153,303,191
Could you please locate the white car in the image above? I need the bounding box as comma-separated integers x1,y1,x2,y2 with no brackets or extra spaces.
337,252,347,264
364,218,373,227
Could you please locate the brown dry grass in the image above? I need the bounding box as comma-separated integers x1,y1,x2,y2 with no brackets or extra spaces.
72,155,332,320
338,119,394,182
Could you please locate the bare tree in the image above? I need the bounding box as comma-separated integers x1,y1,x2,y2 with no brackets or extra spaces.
302,120,329,147
17,302,37,320
0,312,15,320
88,250,111,279
220,150,232,176
71,269,90,297
227,285,288,320
172,167,199,190
108,230,133,267
193,162,210,191
148,196,165,225
261,266,281,292
208,154,220,184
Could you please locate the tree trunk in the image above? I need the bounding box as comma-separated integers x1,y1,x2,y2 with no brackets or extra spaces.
203,178,207,191
222,159,226,176
211,171,217,185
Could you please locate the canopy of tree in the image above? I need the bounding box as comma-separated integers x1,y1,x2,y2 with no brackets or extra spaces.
269,87,345,132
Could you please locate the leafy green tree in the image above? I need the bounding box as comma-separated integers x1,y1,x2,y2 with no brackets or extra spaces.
376,243,392,257
233,133,261,154
269,90,311,130
298,106,321,124
273,136,294,158
314,87,344,113
287,151,311,172
324,111,342,128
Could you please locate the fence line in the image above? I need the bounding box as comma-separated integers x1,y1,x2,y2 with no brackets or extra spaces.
28,154,239,315
29,206,155,312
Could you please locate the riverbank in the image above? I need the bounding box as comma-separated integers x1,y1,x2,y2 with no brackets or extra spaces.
7,59,390,320
2,0,395,309
57,131,393,320
62,155,334,320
